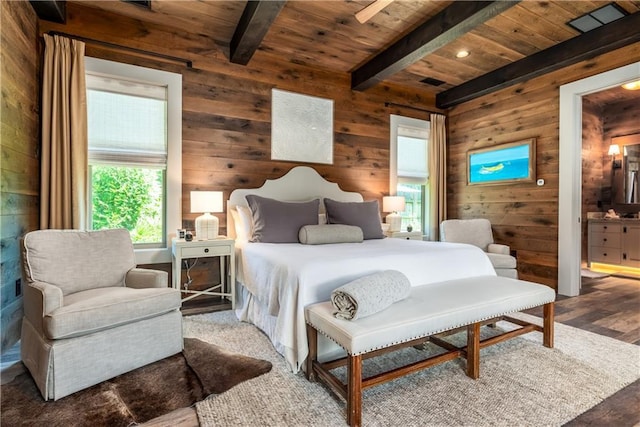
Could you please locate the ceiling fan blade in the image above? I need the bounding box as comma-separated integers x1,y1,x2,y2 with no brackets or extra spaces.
355,0,395,24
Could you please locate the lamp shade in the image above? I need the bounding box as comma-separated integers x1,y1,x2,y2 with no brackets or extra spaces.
191,191,224,240
608,144,621,156
382,196,405,233
190,191,223,214
382,196,406,213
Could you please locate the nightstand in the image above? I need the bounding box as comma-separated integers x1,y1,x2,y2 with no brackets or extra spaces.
384,230,423,240
171,237,235,308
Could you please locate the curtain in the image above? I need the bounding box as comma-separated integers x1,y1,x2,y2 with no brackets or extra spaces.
40,34,88,229
428,113,447,240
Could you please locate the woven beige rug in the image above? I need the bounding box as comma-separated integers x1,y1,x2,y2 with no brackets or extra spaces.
184,311,640,426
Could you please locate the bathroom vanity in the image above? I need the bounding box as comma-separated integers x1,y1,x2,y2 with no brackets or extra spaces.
588,218,640,268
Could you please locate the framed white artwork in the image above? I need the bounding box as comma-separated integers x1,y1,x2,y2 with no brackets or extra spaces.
271,88,333,165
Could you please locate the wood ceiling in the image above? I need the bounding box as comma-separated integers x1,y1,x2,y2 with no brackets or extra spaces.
40,1,640,108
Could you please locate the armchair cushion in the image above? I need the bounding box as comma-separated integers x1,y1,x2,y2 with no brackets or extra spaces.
23,229,135,296
126,268,168,289
487,243,511,255
44,287,181,340
486,253,517,269
439,219,494,251
440,218,517,279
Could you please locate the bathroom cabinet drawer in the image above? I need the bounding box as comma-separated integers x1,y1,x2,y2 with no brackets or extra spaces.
590,232,621,248
589,223,621,234
590,247,621,264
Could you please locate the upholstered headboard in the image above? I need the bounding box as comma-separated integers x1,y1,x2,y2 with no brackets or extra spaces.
227,166,363,238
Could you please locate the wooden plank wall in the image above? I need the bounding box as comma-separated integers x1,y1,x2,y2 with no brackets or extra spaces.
38,3,440,286
447,43,640,289
581,99,605,264
40,2,439,229
0,1,40,352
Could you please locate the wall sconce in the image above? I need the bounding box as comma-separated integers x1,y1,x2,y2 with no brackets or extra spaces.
191,191,224,240
608,144,622,169
382,196,406,233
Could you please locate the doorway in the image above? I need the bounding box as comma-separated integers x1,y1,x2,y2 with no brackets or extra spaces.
558,61,640,296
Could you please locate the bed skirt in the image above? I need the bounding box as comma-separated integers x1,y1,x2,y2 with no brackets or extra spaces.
235,283,345,373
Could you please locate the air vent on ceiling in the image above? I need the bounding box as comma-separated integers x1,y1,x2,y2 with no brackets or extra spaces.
122,0,151,9
567,3,627,33
420,77,446,87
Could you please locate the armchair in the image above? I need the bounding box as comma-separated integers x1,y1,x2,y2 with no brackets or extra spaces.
440,219,518,279
20,229,183,400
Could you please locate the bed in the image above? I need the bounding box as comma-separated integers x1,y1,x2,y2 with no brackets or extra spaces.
227,166,496,373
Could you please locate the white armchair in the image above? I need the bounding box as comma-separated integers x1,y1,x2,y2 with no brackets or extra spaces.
20,229,183,400
440,219,518,279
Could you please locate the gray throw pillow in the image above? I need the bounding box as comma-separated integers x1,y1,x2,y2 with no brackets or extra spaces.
324,199,384,239
246,195,320,243
299,224,363,245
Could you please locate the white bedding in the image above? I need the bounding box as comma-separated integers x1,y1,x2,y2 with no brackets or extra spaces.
235,238,496,372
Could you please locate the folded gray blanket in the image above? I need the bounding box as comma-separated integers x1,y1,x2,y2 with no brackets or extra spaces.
331,270,411,320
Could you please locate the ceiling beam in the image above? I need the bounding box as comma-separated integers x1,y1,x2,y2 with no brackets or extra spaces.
29,0,66,23
351,1,518,91
230,1,286,65
436,12,640,109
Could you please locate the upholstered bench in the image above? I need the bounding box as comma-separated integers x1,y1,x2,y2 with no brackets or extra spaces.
305,275,555,427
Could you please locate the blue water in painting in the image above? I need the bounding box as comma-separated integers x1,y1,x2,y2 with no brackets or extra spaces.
469,144,531,183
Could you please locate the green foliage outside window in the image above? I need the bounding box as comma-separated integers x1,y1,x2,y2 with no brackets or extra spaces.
397,183,425,232
91,165,163,244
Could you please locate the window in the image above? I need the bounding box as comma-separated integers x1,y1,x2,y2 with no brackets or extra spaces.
390,115,430,234
85,57,181,263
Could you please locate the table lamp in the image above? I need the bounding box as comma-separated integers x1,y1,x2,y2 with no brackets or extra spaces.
191,191,224,240
382,196,405,233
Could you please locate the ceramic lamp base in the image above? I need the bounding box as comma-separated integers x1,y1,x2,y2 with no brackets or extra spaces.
385,212,402,233
195,213,219,240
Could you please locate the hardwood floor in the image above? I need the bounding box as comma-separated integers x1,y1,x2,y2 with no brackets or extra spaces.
524,275,640,345
3,275,638,426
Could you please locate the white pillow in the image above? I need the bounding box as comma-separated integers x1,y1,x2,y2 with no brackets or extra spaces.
231,205,253,241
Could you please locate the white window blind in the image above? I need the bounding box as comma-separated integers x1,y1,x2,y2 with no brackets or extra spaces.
397,123,429,184
87,73,167,166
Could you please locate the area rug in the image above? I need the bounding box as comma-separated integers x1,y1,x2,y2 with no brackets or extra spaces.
184,311,640,426
0,337,271,426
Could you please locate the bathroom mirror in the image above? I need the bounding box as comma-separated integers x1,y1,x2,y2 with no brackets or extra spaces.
612,134,640,205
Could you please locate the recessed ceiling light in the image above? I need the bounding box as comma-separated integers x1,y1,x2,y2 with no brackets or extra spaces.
456,50,470,59
622,80,640,91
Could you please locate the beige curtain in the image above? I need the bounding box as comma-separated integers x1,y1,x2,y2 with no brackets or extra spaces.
428,113,447,241
40,34,88,229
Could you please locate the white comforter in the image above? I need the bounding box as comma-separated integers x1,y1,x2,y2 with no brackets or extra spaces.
236,238,496,372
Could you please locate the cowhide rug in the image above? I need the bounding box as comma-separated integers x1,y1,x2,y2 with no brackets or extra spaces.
1,338,272,426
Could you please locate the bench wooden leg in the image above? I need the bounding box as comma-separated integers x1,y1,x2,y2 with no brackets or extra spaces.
543,302,554,348
347,354,362,427
306,324,317,381
466,322,480,379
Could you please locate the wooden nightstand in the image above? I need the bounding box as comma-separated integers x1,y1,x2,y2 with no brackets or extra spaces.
171,237,235,308
384,230,423,240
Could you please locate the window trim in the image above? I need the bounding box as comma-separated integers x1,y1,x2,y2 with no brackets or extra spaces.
85,57,182,264
390,114,430,236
